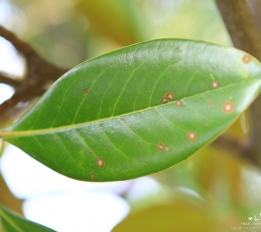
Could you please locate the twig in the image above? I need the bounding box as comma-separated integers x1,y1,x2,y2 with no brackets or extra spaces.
215,0,261,166
0,25,34,60
247,0,261,38
0,73,21,87
0,25,68,119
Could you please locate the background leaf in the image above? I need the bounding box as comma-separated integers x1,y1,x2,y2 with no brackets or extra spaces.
112,201,223,232
1,39,261,181
77,0,141,46
0,205,55,232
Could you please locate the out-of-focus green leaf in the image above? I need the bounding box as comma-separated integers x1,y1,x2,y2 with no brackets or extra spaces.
1,39,261,182
0,174,24,216
112,201,215,232
194,146,244,203
77,0,140,46
0,205,55,232
0,140,4,158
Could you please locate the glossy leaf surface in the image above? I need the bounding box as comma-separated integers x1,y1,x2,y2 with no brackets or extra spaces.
0,205,55,232
1,39,261,181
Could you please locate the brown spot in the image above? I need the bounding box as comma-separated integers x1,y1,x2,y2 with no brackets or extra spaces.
208,101,213,106
166,92,174,100
87,150,91,154
176,100,182,106
242,54,252,64
157,142,164,151
187,131,197,142
222,101,234,114
212,81,218,88
90,172,96,179
165,147,170,152
162,96,168,104
84,88,89,94
97,158,105,167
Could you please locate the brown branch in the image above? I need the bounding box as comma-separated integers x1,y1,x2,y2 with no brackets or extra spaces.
216,0,261,166
247,0,261,39
0,25,35,61
0,73,22,87
0,25,68,119
216,0,261,58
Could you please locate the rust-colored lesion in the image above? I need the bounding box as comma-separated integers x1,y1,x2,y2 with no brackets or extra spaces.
208,101,213,106
212,81,218,88
90,172,96,179
176,100,182,106
187,131,197,142
161,96,168,104
166,92,174,100
157,142,164,151
96,157,105,167
161,92,174,104
84,88,89,94
222,101,234,114
242,54,252,64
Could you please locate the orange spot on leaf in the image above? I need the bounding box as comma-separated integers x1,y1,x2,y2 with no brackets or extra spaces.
166,92,174,100
87,150,91,154
187,131,197,142
222,101,234,114
208,101,213,106
84,88,89,94
176,100,182,106
90,172,96,179
165,147,170,152
157,142,164,151
162,96,168,104
212,81,218,88
97,158,105,167
242,54,252,64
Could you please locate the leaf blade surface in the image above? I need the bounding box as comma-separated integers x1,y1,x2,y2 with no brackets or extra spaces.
0,205,55,232
1,39,261,181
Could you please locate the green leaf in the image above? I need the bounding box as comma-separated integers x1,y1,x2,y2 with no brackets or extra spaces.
112,201,215,232
77,0,140,46
1,39,261,181
0,205,55,232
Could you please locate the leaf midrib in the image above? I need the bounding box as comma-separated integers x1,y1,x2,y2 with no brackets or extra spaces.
0,79,258,138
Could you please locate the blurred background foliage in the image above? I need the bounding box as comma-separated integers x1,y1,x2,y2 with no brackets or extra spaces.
1,0,261,231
